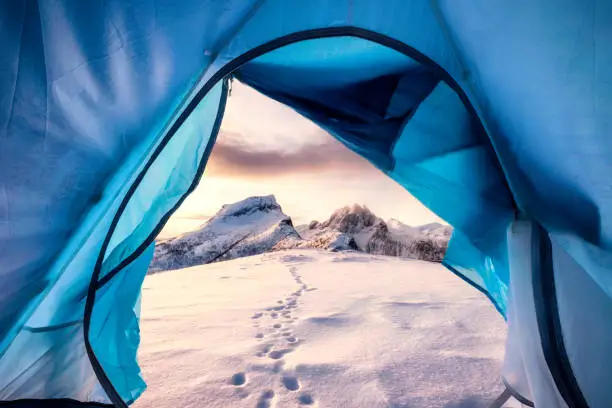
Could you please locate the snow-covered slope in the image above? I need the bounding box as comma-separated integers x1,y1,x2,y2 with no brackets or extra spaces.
134,250,515,408
150,196,300,272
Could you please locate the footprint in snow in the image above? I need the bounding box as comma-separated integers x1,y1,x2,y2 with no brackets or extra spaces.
273,323,282,329
298,393,315,405
282,376,300,391
252,312,263,319
255,400,271,408
255,333,264,339
268,349,292,360
230,372,246,386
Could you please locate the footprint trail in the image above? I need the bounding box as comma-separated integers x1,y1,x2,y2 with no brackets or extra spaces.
230,257,317,407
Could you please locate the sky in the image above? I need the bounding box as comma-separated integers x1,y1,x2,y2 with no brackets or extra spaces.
161,81,442,238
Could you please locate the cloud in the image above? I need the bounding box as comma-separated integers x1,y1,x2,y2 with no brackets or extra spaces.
204,131,374,178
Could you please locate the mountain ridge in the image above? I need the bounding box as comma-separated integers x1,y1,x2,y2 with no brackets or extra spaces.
151,195,451,273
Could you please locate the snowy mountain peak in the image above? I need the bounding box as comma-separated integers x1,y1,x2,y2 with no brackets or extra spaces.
150,195,297,272
319,203,382,233
215,195,282,220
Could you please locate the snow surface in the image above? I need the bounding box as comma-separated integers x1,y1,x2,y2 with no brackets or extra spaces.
134,250,517,408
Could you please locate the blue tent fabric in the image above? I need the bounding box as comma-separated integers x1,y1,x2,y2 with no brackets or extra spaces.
1,1,611,407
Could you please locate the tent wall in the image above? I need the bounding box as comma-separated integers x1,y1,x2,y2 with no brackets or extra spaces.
0,0,259,361
0,322,109,403
439,1,612,297
0,0,248,405
438,5,612,404
0,76,228,405
553,239,612,407
88,244,154,405
99,81,228,282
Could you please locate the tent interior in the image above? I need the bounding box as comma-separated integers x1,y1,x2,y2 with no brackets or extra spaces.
1,10,611,407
